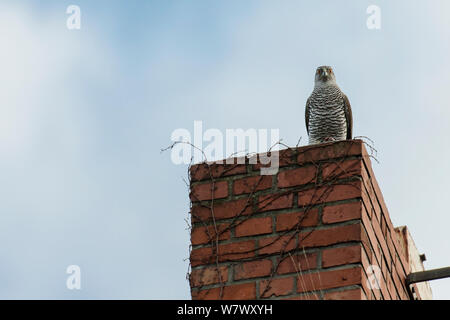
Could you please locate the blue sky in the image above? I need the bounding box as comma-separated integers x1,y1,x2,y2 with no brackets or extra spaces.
0,0,449,299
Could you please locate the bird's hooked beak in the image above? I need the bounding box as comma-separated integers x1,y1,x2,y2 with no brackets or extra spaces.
320,70,329,81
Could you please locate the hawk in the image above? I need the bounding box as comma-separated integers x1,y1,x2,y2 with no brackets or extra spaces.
305,66,353,145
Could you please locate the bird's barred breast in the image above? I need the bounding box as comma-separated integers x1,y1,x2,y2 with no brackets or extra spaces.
308,86,347,144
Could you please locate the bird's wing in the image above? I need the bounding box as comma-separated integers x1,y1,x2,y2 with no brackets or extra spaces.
343,94,353,140
305,96,311,135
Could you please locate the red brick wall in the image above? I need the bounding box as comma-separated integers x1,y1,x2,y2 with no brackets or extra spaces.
188,140,412,300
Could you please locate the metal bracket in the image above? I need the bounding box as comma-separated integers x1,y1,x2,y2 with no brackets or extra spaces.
406,266,450,285
406,266,450,300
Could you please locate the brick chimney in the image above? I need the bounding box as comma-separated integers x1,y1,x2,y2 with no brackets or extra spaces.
188,140,431,300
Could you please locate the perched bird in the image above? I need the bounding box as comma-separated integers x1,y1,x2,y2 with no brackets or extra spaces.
305,66,353,145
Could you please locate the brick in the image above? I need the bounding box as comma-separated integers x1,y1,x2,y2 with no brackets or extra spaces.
235,217,273,237
299,223,362,248
359,248,380,299
297,140,363,164
360,209,382,265
391,251,407,285
252,148,297,170
277,252,318,275
191,288,218,300
191,198,253,222
379,268,391,300
233,175,272,195
208,198,254,220
381,215,388,238
322,201,362,224
322,244,362,268
190,240,255,266
276,209,319,231
386,274,398,300
392,269,409,300
190,247,214,267
191,223,230,245
298,181,362,207
360,187,375,220
286,293,321,300
391,231,409,277
359,248,385,300
362,205,392,269
258,193,293,212
277,166,318,188
221,282,256,299
190,181,228,201
360,270,374,300
190,162,246,182
360,228,373,267
360,242,372,271
259,235,297,255
217,240,255,262
234,259,273,280
192,282,256,300
321,159,362,181
190,266,228,287
364,262,390,300
324,287,365,300
361,150,394,228
363,163,390,225
260,277,295,298
386,232,396,264
381,256,388,284
373,224,392,269
297,266,363,293
360,167,382,222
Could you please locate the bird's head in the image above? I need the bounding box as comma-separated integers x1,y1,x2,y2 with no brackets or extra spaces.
314,66,336,86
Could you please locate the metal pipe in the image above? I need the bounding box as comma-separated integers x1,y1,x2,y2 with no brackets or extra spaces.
406,266,450,285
